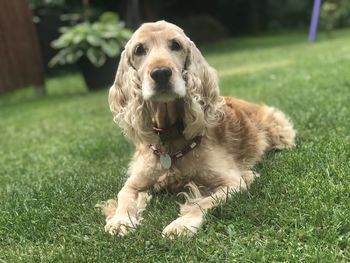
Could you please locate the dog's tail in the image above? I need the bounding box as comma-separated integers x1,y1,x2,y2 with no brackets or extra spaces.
262,106,296,150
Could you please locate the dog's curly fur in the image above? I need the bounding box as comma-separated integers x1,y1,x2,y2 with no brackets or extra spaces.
102,21,296,237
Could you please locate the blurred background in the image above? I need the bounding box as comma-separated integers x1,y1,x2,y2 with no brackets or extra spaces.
0,0,350,95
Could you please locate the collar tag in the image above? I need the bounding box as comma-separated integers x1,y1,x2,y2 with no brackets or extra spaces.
160,153,172,169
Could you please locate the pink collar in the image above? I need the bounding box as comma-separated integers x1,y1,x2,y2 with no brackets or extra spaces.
149,135,202,160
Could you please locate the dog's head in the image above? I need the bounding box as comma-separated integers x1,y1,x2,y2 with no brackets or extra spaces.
109,21,224,142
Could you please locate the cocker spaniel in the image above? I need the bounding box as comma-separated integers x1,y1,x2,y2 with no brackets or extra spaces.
101,21,295,237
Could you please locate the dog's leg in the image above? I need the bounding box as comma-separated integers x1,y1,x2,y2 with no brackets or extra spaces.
99,191,152,224
162,170,247,238
104,182,149,236
105,156,156,236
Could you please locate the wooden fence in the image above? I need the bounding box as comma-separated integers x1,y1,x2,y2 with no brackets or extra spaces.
0,0,45,95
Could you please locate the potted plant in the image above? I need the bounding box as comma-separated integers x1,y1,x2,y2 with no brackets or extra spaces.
49,12,132,90
30,0,69,74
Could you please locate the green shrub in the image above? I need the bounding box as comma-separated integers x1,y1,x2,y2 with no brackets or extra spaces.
320,0,350,32
49,12,132,67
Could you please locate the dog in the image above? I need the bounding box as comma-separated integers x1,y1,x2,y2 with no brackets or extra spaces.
101,20,296,238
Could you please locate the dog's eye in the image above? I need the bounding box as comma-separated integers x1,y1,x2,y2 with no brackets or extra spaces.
134,44,146,56
170,40,182,51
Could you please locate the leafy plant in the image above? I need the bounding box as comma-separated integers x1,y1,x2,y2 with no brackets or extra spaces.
320,0,350,32
49,12,132,67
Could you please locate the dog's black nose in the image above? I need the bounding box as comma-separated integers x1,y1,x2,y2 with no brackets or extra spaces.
150,67,172,84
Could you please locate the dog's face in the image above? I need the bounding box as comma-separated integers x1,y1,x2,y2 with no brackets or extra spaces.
109,21,223,142
127,22,188,102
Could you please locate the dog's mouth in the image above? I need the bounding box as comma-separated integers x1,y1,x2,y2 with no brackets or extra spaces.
155,83,172,92
142,75,186,102
150,85,180,102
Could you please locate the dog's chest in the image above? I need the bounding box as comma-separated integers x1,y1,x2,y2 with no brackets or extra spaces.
153,153,202,191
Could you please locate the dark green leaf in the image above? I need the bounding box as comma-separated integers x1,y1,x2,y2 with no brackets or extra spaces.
101,41,120,57
87,35,102,46
87,48,106,67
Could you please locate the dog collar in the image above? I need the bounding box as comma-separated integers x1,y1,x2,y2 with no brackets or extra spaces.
149,135,202,169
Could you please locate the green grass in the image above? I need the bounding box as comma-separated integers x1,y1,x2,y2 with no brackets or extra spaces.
1,29,350,262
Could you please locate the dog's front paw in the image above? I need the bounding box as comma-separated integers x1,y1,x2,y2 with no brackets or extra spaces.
162,216,202,239
105,215,139,236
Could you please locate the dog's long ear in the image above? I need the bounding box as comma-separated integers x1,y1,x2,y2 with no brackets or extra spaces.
183,40,224,138
108,46,154,142
109,50,134,118
108,47,146,138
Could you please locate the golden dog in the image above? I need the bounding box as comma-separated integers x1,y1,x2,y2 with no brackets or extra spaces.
102,21,295,237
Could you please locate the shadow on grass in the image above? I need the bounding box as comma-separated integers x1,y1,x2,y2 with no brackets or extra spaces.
0,73,110,110
0,90,90,109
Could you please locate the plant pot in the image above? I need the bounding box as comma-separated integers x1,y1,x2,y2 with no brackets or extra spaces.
78,57,119,91
35,14,75,75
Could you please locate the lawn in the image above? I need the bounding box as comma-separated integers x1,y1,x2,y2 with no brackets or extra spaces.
1,29,349,262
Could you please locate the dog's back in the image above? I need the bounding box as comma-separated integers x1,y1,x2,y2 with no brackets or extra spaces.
214,96,295,168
